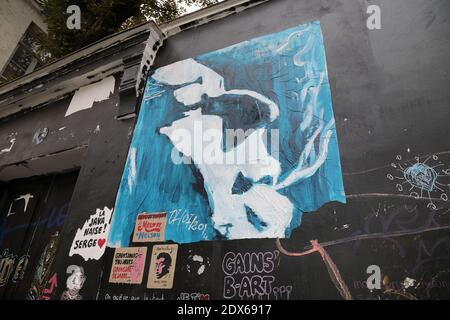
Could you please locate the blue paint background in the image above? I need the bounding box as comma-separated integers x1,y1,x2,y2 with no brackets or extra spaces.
108,21,346,246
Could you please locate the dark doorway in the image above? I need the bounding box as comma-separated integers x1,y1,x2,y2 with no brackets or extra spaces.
0,170,79,299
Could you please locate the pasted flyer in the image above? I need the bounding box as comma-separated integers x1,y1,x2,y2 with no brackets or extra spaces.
109,247,147,284
147,244,178,289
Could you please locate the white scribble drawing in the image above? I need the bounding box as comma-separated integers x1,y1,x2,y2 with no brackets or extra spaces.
388,154,450,209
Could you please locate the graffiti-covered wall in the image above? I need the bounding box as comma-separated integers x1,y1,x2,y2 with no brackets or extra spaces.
1,0,449,300
99,0,450,300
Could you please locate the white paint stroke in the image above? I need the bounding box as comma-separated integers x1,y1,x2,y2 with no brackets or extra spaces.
1,138,16,154
7,193,34,217
65,76,115,117
128,148,137,193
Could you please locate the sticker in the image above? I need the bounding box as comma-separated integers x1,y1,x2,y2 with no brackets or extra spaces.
147,244,178,289
61,265,86,300
132,212,167,243
69,207,113,261
109,247,147,284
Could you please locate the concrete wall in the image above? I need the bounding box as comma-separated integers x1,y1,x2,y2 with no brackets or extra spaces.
0,0,449,300
0,0,47,71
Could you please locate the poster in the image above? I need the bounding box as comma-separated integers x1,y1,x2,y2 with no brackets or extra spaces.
109,21,346,246
132,212,167,242
109,247,147,284
147,244,178,289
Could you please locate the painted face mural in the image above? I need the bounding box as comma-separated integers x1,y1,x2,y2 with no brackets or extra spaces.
155,252,172,279
109,21,346,245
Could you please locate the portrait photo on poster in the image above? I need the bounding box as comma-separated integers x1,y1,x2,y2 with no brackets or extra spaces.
147,244,178,289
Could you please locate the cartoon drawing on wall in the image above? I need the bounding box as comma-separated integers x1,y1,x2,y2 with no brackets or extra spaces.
147,244,178,289
109,21,345,246
61,265,86,300
387,154,450,210
69,207,112,261
27,232,60,300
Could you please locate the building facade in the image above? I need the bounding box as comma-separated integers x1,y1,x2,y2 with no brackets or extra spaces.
0,0,47,85
0,0,449,300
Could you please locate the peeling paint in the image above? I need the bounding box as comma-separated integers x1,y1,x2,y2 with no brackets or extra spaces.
65,76,115,117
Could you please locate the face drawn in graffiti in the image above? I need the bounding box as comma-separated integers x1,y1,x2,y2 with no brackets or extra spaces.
61,265,86,300
110,22,345,246
185,251,210,276
130,250,145,283
155,252,172,279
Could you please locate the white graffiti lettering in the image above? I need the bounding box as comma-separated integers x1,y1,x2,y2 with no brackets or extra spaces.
221,250,292,300
168,209,208,239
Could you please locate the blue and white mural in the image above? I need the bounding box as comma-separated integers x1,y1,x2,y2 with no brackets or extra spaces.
108,21,346,246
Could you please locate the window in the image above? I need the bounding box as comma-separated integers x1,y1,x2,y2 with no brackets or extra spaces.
0,23,49,85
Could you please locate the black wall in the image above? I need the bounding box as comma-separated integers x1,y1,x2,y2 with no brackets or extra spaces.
98,0,450,300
